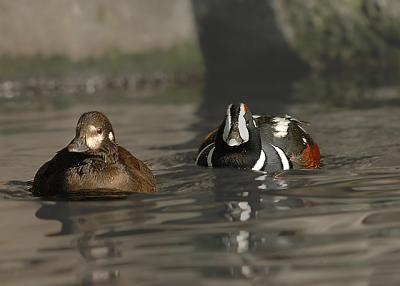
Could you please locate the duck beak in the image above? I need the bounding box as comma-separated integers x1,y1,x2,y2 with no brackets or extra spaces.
68,137,89,153
224,122,249,146
225,128,245,146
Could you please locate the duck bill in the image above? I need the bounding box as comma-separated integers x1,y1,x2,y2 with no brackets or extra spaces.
225,128,246,146
67,137,89,153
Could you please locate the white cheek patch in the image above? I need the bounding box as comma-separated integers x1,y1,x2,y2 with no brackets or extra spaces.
238,104,249,142
109,132,114,141
86,134,104,149
223,104,232,143
85,125,104,149
272,117,290,138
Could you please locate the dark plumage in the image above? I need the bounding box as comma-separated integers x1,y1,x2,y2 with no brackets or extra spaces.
32,111,156,196
196,103,320,172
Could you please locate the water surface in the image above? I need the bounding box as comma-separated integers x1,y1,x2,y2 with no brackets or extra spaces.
0,76,400,286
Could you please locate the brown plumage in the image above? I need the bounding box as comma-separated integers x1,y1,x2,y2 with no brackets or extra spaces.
32,111,156,196
198,127,218,152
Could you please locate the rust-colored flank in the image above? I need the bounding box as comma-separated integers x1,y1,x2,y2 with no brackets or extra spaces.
301,143,321,168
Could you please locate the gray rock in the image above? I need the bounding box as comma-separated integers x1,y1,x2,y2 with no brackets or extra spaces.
193,0,400,79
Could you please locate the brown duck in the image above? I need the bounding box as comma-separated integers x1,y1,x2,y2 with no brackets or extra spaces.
32,111,156,195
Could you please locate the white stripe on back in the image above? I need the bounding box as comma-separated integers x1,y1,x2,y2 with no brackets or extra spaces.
271,145,290,170
195,143,214,165
252,150,266,171
207,147,215,167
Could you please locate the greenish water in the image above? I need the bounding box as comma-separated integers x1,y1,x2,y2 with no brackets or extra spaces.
0,74,400,286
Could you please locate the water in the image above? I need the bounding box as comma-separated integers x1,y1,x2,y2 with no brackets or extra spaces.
0,75,400,286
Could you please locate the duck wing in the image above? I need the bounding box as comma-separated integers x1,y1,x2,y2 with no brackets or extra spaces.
198,127,219,152
117,146,156,193
32,147,85,195
254,115,320,168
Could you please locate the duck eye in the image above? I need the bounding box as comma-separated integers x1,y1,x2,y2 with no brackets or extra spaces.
96,128,102,135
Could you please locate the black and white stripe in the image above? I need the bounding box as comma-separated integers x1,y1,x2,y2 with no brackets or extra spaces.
223,103,249,146
252,145,290,171
195,143,215,167
270,144,291,170
252,150,266,171
196,142,291,171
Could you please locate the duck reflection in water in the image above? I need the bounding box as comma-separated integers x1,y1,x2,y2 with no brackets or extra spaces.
209,169,317,222
190,171,319,281
34,197,154,285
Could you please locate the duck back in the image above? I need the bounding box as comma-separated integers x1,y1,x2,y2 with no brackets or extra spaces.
33,146,155,195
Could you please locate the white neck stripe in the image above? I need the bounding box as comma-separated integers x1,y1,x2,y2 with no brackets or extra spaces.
271,145,290,170
252,150,266,171
207,147,215,167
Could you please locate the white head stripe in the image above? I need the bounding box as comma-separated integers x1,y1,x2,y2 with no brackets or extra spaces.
109,132,114,141
271,145,290,170
238,104,249,142
223,104,232,142
223,104,249,145
252,150,266,171
207,147,215,167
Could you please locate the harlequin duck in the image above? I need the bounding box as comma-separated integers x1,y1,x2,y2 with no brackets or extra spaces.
195,103,320,172
32,111,156,196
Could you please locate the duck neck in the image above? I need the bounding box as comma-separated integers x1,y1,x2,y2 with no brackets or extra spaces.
214,126,262,168
88,142,119,164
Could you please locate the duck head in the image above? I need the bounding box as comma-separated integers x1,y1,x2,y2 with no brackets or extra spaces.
211,103,262,169
68,111,117,159
220,103,258,147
